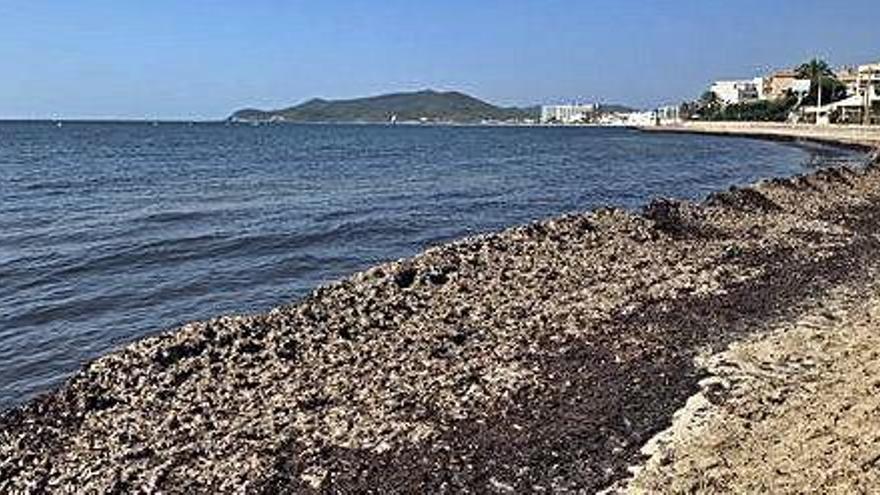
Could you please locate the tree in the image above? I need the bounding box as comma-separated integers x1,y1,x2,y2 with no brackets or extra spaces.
795,58,846,105
700,90,720,106
695,90,721,118
796,58,833,83
679,100,700,120
704,95,798,122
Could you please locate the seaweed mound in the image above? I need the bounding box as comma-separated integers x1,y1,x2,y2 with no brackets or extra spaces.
3,163,880,493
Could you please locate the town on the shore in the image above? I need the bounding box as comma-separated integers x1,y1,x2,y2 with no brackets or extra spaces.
541,58,880,127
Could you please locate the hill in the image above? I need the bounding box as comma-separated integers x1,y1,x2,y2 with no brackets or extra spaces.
229,90,537,123
599,103,638,113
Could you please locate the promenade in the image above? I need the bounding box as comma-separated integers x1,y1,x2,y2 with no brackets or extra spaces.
642,121,880,150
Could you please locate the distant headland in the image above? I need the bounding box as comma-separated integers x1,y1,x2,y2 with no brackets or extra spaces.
228,89,538,124
228,89,635,124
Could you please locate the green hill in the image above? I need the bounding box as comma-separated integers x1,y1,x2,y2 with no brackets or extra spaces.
598,103,638,114
229,90,537,123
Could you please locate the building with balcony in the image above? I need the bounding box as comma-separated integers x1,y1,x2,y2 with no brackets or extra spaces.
654,105,681,125
834,62,880,124
540,104,598,124
710,79,761,105
762,70,808,100
802,62,879,125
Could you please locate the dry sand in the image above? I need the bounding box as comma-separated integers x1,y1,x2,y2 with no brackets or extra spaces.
619,274,880,494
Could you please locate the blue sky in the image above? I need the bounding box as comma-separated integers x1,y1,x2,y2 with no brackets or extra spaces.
1,0,878,119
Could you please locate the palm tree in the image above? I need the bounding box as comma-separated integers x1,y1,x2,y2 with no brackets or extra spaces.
795,58,843,105
796,58,833,84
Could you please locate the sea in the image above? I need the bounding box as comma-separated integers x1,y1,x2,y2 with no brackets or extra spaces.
0,122,865,410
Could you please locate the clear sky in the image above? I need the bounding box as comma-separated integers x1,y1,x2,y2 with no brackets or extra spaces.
1,0,878,120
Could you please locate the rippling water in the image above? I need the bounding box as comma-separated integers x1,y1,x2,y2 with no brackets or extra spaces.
0,122,863,409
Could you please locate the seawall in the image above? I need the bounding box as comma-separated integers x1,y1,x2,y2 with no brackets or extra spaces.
641,121,880,152
3,150,880,493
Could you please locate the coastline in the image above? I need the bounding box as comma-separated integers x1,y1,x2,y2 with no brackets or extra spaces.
640,121,880,152
3,133,880,492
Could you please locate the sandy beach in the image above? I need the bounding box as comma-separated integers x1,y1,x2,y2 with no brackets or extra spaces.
2,130,880,493
624,271,880,493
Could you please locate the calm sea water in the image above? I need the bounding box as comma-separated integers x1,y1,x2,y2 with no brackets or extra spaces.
0,122,862,409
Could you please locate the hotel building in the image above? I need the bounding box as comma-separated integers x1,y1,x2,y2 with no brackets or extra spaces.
540,104,598,124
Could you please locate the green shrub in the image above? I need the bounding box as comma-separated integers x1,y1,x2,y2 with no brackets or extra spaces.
703,95,798,122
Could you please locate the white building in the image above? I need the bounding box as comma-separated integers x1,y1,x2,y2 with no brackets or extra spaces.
623,111,658,127
837,63,880,97
654,105,681,125
805,62,880,125
540,104,598,124
710,79,761,105
858,62,880,86
853,63,880,108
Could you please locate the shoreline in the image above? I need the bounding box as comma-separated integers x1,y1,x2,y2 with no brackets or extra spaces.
3,137,880,491
640,121,880,153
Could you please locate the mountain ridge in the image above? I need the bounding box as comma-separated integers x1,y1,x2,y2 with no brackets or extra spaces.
229,89,537,123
